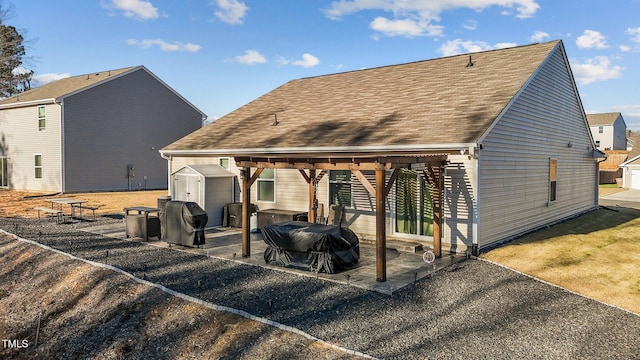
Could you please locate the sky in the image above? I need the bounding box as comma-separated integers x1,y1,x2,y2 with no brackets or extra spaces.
7,0,640,129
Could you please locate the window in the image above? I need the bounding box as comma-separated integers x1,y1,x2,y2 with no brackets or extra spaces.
34,154,42,179
0,157,7,187
38,106,46,131
598,126,603,134
549,158,557,202
256,168,275,202
329,170,352,207
218,157,230,169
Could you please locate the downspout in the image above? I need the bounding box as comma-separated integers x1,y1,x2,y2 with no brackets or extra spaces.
596,154,607,207
160,151,173,196
470,144,481,256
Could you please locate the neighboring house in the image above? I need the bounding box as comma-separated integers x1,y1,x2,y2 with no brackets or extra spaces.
161,40,600,279
587,112,627,151
619,155,640,189
0,66,205,192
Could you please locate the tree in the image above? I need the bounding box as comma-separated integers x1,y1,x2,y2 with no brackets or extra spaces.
0,1,32,98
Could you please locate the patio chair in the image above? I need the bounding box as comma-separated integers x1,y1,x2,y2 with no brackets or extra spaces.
326,204,345,227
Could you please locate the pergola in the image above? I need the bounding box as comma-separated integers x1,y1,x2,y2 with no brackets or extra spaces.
234,153,449,282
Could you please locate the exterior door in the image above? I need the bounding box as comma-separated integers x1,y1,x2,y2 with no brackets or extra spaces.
173,174,200,202
631,169,640,189
395,169,434,237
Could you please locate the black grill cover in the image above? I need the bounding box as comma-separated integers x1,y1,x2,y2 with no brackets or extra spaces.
161,201,208,246
262,221,359,273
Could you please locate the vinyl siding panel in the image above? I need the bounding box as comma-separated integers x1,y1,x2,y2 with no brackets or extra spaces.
63,69,203,192
0,104,62,191
478,46,598,248
443,155,476,253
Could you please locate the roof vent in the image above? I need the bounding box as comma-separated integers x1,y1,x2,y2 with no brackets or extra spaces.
466,55,474,67
272,113,280,126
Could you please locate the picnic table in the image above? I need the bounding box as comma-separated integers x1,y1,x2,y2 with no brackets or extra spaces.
45,198,97,220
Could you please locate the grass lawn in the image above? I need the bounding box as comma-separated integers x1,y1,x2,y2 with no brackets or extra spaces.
482,206,640,314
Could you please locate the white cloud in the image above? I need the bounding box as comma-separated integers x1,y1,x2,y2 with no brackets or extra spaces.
437,39,517,56
32,73,71,86
627,27,640,43
530,30,549,42
234,50,266,65
576,30,608,49
293,53,320,68
127,39,201,52
102,0,159,20
214,0,249,24
571,56,623,85
620,45,631,52
278,53,320,68
370,17,443,37
463,19,478,30
324,0,539,37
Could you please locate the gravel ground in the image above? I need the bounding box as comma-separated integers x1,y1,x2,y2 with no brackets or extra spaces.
2,217,640,360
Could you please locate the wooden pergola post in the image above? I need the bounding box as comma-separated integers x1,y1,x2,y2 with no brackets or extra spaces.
308,169,316,223
426,164,444,258
375,169,387,282
241,167,263,257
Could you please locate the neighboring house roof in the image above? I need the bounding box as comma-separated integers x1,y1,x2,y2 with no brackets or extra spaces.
586,112,621,126
620,154,640,167
628,131,640,158
163,40,565,156
0,66,206,118
0,66,137,107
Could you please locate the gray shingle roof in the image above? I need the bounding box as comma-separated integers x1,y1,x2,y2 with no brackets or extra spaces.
586,112,621,126
0,66,139,106
164,40,562,155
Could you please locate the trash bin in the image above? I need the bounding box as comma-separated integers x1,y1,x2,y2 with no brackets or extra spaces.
161,201,208,247
157,195,172,211
223,202,258,227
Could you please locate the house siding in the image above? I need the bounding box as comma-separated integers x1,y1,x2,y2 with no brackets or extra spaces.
0,103,63,191
477,46,598,248
62,69,203,192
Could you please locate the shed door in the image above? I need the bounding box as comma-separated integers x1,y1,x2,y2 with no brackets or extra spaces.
632,170,640,189
173,174,201,202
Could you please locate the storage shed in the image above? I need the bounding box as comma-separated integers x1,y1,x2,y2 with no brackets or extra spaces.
171,164,235,228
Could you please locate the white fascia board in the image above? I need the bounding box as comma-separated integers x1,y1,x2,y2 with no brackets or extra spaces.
0,98,58,110
160,143,476,157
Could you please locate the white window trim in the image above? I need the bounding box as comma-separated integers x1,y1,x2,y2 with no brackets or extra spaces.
34,154,43,180
38,105,46,131
218,157,230,169
327,170,354,208
256,168,276,203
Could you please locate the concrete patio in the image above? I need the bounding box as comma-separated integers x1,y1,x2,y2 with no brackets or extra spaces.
81,222,466,294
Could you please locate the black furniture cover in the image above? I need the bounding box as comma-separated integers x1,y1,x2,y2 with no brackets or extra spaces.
262,221,359,273
161,201,208,247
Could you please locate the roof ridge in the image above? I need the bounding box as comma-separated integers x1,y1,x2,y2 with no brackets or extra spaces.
295,40,561,81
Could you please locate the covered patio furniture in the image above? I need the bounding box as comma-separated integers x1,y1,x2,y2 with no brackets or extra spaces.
261,221,359,273
161,201,208,247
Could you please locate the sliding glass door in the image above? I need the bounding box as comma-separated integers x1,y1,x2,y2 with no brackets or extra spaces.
395,169,434,237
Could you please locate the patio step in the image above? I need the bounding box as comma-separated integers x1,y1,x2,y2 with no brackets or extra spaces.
359,238,424,253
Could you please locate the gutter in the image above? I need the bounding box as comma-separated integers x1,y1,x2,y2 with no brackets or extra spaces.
159,143,477,157
0,98,58,110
